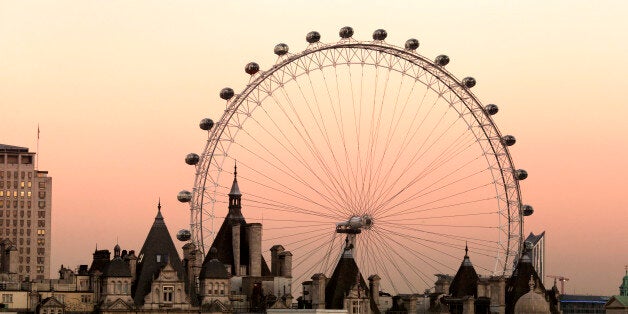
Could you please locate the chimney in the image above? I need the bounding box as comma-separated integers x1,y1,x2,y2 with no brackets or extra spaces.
248,223,262,277
232,223,241,276
279,251,293,277
368,274,381,307
271,245,285,276
125,250,137,283
311,273,327,309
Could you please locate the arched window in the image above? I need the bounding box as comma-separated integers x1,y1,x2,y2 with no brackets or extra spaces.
220,283,225,295
115,281,121,294
208,283,213,294
214,282,219,295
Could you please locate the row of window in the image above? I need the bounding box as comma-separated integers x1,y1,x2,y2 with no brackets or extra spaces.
0,228,46,237
0,190,46,198
0,210,46,218
0,170,34,179
206,282,227,295
0,181,35,189
0,200,46,209
0,219,46,228
17,256,46,264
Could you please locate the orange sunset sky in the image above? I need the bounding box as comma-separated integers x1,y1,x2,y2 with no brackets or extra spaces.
1,1,627,295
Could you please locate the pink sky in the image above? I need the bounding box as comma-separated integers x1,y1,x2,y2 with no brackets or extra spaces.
1,1,627,295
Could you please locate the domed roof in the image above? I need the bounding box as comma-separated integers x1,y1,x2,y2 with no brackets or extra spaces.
514,276,550,314
200,248,229,279
103,257,132,277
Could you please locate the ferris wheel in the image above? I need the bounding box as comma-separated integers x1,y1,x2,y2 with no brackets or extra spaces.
177,27,533,294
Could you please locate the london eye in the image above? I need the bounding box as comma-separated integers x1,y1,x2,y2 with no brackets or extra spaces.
178,27,531,294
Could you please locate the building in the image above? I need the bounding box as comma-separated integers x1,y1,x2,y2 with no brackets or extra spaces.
559,294,609,313
605,267,628,313
0,144,52,281
525,231,545,286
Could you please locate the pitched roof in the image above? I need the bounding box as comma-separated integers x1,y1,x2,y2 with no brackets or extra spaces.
206,172,270,276
325,248,368,309
606,295,628,307
132,205,186,306
449,247,479,298
506,250,560,314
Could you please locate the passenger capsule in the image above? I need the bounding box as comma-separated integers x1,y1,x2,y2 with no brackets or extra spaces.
485,104,499,115
372,29,387,41
199,118,214,131
177,190,192,203
405,38,419,50
176,229,191,241
220,88,234,100
185,153,200,165
501,135,516,146
462,77,476,88
515,169,528,181
522,205,534,216
274,43,289,56
435,55,450,66
306,31,321,43
245,62,260,75
339,26,354,39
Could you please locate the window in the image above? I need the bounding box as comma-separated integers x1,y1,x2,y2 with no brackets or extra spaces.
208,283,213,294
27,181,31,188
38,201,45,208
163,286,174,302
2,294,13,303
37,229,46,236
38,182,45,190
20,181,24,188
38,220,45,227
37,238,45,245
27,191,31,197
81,294,92,303
37,266,44,273
38,191,45,199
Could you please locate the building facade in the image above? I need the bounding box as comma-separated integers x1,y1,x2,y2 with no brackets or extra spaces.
0,144,52,281
525,231,545,286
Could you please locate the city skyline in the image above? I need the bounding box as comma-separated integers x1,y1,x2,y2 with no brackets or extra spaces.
1,1,627,296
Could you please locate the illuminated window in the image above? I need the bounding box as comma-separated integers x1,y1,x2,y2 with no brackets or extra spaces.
27,181,31,188
37,229,45,236
20,181,24,188
27,191,31,197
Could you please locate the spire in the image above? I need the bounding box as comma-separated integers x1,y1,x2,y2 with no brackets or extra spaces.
229,162,241,196
156,199,163,220
463,243,472,266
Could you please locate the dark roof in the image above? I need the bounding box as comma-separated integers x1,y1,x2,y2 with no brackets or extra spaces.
88,249,111,274
560,294,610,303
132,206,186,306
506,250,560,314
103,257,132,277
207,174,270,276
0,144,29,153
449,249,479,298
200,249,230,280
325,249,368,309
524,232,545,246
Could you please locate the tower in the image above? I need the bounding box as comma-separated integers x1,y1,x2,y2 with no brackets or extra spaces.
0,144,52,280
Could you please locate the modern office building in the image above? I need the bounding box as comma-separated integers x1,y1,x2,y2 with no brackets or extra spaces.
525,231,546,285
0,144,52,280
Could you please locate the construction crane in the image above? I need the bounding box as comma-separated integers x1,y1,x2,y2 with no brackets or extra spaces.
546,275,570,294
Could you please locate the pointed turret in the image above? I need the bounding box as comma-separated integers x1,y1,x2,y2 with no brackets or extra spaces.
132,202,186,306
325,238,368,309
449,244,479,298
228,163,243,218
205,164,271,277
